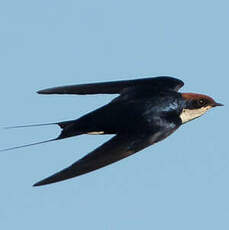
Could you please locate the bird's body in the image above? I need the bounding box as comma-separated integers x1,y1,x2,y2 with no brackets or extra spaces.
4,77,222,186
58,89,182,138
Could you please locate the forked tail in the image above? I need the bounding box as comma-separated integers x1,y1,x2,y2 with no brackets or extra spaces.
1,120,79,152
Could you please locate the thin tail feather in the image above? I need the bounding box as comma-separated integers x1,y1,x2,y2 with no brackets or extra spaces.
0,138,58,152
4,122,58,129
4,120,75,130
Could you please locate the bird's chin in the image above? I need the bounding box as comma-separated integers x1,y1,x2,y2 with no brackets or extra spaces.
180,106,211,124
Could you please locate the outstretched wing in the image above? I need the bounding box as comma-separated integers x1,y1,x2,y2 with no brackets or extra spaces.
33,129,173,186
37,76,184,95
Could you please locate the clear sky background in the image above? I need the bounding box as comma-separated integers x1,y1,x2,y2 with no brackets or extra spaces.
0,0,228,229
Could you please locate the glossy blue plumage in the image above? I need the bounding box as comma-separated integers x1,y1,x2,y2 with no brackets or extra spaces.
34,77,185,186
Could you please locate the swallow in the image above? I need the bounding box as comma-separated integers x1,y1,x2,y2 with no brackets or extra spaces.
3,76,223,186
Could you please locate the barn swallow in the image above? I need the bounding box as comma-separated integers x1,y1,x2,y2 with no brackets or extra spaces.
3,77,223,186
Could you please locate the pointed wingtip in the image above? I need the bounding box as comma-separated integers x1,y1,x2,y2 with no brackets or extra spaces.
33,182,41,187
32,172,65,187
33,178,54,187
33,177,61,187
33,181,46,187
37,89,49,94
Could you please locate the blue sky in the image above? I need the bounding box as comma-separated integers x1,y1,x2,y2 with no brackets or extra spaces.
0,0,228,229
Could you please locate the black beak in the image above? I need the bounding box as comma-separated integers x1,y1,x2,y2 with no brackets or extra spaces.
213,102,224,107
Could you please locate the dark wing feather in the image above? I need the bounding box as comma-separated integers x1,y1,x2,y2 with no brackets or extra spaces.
33,132,162,186
37,76,184,95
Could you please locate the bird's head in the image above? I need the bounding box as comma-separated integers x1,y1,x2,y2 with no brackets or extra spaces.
180,93,223,124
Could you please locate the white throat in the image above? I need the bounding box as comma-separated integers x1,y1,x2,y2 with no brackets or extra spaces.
180,106,211,124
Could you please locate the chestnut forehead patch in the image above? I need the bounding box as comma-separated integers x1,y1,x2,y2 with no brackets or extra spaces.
181,93,216,104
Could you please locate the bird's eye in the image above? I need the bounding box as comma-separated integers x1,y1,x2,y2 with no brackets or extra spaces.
198,98,207,106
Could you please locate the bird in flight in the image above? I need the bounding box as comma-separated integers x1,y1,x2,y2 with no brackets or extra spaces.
4,76,223,186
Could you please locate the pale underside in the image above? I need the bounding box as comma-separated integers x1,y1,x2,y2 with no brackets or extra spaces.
180,106,212,124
